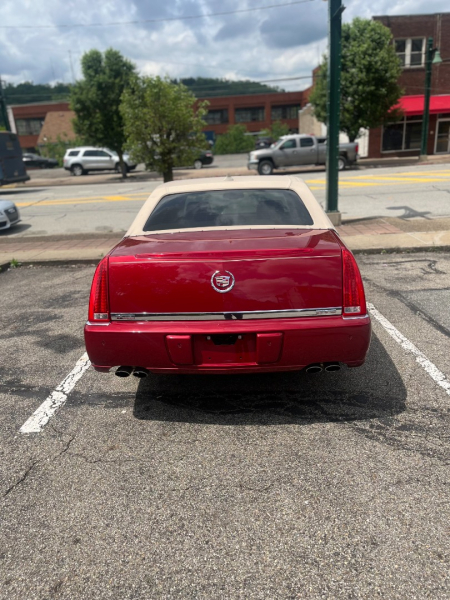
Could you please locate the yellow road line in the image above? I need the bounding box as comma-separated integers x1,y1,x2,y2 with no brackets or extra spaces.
16,196,148,207
347,176,450,183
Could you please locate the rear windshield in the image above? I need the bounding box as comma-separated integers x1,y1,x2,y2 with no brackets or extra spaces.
143,189,313,231
68,150,80,156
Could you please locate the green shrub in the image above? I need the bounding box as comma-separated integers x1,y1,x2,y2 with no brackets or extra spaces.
214,125,255,155
260,121,289,142
39,134,87,167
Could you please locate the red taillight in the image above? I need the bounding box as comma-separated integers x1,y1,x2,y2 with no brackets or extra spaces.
88,257,110,322
355,143,359,155
342,247,366,317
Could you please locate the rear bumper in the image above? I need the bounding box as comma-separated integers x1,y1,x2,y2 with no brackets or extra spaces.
85,315,371,374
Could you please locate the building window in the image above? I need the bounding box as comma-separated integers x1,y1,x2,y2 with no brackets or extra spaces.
235,107,265,123
204,109,228,125
15,118,44,136
382,117,422,152
271,105,301,120
394,38,425,68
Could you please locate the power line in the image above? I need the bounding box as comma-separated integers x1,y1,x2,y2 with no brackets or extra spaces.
0,0,314,29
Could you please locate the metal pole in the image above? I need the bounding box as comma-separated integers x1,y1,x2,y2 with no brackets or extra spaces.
325,0,343,222
0,77,11,132
420,37,433,158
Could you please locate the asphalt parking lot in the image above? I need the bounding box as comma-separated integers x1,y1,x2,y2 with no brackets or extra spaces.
1,253,449,599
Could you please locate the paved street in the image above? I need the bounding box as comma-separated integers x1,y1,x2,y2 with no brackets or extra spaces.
1,254,449,599
1,162,450,238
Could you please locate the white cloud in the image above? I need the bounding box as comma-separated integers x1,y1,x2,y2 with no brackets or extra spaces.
0,0,448,90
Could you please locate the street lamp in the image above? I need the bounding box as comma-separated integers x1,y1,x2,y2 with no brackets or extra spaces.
323,0,345,226
420,37,442,159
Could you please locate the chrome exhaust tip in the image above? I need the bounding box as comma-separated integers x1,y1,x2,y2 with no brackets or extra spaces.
324,362,341,372
133,367,149,379
115,366,133,378
306,364,323,374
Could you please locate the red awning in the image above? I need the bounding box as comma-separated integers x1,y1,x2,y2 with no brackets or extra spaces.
395,95,450,117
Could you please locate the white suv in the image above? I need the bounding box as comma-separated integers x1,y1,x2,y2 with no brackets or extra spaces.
63,147,137,176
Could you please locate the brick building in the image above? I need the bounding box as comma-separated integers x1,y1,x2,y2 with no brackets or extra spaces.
8,101,71,151
201,90,306,138
369,12,450,158
8,90,307,152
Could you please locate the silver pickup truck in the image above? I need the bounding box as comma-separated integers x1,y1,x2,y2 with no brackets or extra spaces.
248,134,358,175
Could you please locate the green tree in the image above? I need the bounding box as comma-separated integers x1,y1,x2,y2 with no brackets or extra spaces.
214,125,255,155
174,77,282,97
121,76,208,182
70,49,136,177
309,18,403,141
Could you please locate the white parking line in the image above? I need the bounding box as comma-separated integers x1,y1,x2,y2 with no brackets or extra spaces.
20,353,91,434
18,304,449,433
368,303,450,397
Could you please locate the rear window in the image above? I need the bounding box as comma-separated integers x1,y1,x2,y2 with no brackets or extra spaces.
143,189,313,231
68,150,80,157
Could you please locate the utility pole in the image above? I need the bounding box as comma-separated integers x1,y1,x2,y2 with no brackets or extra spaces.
420,37,442,159
0,77,11,132
69,50,76,83
325,0,344,226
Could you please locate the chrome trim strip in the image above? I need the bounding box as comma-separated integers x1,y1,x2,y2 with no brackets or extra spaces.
86,321,111,326
110,307,342,322
342,314,370,320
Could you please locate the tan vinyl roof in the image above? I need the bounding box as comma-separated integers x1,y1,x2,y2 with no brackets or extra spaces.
125,175,335,237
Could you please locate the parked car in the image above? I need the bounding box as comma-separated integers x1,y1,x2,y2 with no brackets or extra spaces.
0,200,20,230
0,132,29,186
63,147,137,176
22,153,58,169
248,134,359,174
194,149,214,169
84,175,371,377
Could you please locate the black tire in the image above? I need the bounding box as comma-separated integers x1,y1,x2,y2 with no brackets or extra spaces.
71,164,85,176
258,160,274,175
338,155,348,171
194,159,203,170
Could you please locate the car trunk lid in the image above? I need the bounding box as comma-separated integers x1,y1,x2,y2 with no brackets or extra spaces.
108,229,343,317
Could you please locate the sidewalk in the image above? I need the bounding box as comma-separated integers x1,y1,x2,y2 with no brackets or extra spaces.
1,217,449,266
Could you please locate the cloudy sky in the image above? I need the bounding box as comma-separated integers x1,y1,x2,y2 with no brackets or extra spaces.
1,0,449,92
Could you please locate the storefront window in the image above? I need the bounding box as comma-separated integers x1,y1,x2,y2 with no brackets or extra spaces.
382,117,422,152
404,119,422,150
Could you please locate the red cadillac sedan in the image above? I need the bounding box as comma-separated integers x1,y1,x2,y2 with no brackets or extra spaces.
84,176,371,378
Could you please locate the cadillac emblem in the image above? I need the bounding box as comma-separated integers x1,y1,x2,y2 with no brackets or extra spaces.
211,270,235,293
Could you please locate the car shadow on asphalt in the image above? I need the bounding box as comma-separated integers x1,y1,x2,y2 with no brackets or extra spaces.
0,223,32,236
133,333,406,425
